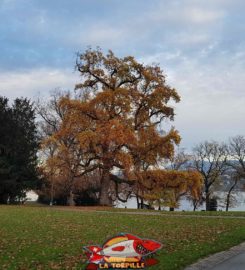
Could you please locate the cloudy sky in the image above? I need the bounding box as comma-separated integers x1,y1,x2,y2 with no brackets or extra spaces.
0,0,245,150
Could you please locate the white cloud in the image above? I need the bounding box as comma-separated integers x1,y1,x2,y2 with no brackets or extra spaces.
1,0,245,150
140,49,245,150
85,24,126,46
183,8,224,24
0,68,79,100
175,33,211,45
149,2,225,25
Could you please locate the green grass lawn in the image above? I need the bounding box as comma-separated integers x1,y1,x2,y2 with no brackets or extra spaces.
1,206,245,270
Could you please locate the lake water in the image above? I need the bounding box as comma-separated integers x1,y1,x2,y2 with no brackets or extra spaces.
116,192,245,211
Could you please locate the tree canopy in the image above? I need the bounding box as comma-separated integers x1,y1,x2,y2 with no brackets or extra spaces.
40,49,202,206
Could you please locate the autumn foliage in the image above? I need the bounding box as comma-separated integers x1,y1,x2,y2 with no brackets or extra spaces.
135,170,203,209
40,48,202,207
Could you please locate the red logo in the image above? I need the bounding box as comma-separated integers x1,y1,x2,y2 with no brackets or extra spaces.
83,233,162,269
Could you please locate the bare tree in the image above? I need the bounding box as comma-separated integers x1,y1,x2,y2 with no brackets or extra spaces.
224,172,239,211
228,135,245,177
224,135,245,211
36,89,67,137
193,141,228,211
169,148,192,170
36,89,73,205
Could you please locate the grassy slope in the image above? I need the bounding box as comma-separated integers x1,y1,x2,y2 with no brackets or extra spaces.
1,206,245,270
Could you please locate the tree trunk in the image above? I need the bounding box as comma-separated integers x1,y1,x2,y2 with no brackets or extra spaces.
193,201,197,211
225,192,230,212
99,170,112,206
136,195,140,209
67,191,75,206
140,198,144,209
226,181,237,212
205,189,210,211
50,173,54,206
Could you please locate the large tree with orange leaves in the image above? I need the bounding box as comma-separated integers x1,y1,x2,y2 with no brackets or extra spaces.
44,48,201,206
